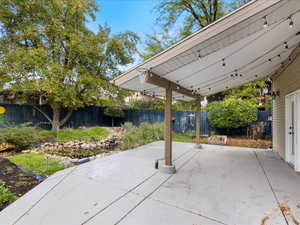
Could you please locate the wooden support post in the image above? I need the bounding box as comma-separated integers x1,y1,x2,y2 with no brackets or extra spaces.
164,84,172,166
195,99,202,148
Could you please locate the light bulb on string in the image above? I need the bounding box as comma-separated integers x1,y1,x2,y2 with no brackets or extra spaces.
222,58,226,67
263,16,268,29
289,16,294,28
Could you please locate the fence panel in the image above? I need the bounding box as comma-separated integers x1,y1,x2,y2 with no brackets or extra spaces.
0,104,272,138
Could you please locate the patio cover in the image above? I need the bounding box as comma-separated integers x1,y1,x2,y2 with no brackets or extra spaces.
113,0,300,101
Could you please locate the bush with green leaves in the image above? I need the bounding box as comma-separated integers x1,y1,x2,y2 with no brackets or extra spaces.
0,115,3,126
121,122,164,149
206,97,258,129
0,125,39,151
0,181,17,205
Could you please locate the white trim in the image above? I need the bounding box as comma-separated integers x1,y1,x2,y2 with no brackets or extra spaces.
285,89,300,172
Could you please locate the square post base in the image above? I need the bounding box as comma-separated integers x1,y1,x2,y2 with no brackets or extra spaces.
159,164,176,174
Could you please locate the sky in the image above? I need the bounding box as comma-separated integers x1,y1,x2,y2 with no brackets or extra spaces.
87,0,161,67
88,0,158,40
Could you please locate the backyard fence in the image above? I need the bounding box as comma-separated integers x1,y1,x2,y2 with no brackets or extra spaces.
0,104,272,138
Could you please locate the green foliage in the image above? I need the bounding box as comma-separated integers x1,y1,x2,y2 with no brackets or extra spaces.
0,125,39,151
172,100,195,110
141,0,225,59
128,98,165,110
8,153,63,177
224,79,269,100
228,0,251,11
121,122,164,149
36,127,109,142
265,96,272,113
206,97,258,129
104,107,125,118
156,0,225,36
0,181,17,205
140,31,178,60
0,115,4,127
0,0,138,130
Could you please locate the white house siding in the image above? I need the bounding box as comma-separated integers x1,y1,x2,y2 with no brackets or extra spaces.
272,54,300,159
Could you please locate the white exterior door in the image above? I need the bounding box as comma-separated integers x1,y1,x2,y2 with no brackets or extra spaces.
285,91,300,172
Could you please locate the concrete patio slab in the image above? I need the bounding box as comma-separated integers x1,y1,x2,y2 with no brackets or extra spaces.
0,141,299,225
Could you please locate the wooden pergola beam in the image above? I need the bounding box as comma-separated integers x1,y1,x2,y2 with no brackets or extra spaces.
143,71,200,99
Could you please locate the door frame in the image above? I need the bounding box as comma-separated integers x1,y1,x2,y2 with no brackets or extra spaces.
285,89,300,172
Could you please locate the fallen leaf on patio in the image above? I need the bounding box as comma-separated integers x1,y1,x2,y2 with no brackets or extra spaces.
260,216,270,225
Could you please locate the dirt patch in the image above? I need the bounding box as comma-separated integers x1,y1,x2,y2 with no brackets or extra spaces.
0,158,40,211
226,137,272,149
197,136,272,149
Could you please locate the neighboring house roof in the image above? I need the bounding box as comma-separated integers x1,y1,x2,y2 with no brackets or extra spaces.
113,0,300,101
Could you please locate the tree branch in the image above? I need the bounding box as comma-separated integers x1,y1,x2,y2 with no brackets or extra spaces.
32,105,52,123
60,110,73,126
184,2,205,27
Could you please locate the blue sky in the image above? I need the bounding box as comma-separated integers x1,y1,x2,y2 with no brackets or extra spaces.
88,0,158,40
87,0,160,67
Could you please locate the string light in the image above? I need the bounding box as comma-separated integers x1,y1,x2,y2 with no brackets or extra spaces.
222,58,226,67
197,50,202,59
289,16,294,28
263,16,268,28
141,12,300,96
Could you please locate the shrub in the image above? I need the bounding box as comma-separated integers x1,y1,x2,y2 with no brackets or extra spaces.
206,97,258,129
0,181,17,205
0,125,39,151
121,122,164,149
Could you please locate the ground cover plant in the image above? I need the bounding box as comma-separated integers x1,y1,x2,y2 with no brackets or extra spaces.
8,153,63,177
0,181,17,210
120,122,164,149
0,158,40,211
35,126,109,142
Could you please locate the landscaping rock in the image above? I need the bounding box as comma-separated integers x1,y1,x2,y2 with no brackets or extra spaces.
28,128,123,159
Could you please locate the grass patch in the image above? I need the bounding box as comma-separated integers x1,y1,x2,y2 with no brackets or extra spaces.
8,152,63,177
0,181,17,206
35,126,109,142
173,132,195,143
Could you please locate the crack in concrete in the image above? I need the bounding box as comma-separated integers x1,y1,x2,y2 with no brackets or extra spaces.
254,151,290,225
81,146,195,225
12,166,78,225
113,150,202,225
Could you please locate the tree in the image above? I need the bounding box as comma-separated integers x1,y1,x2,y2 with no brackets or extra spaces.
128,98,165,110
206,97,257,129
156,0,225,37
141,0,225,60
228,0,252,11
0,0,139,130
104,107,125,127
140,31,178,60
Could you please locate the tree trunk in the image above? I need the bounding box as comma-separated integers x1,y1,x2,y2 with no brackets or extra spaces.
112,118,114,127
51,106,61,131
